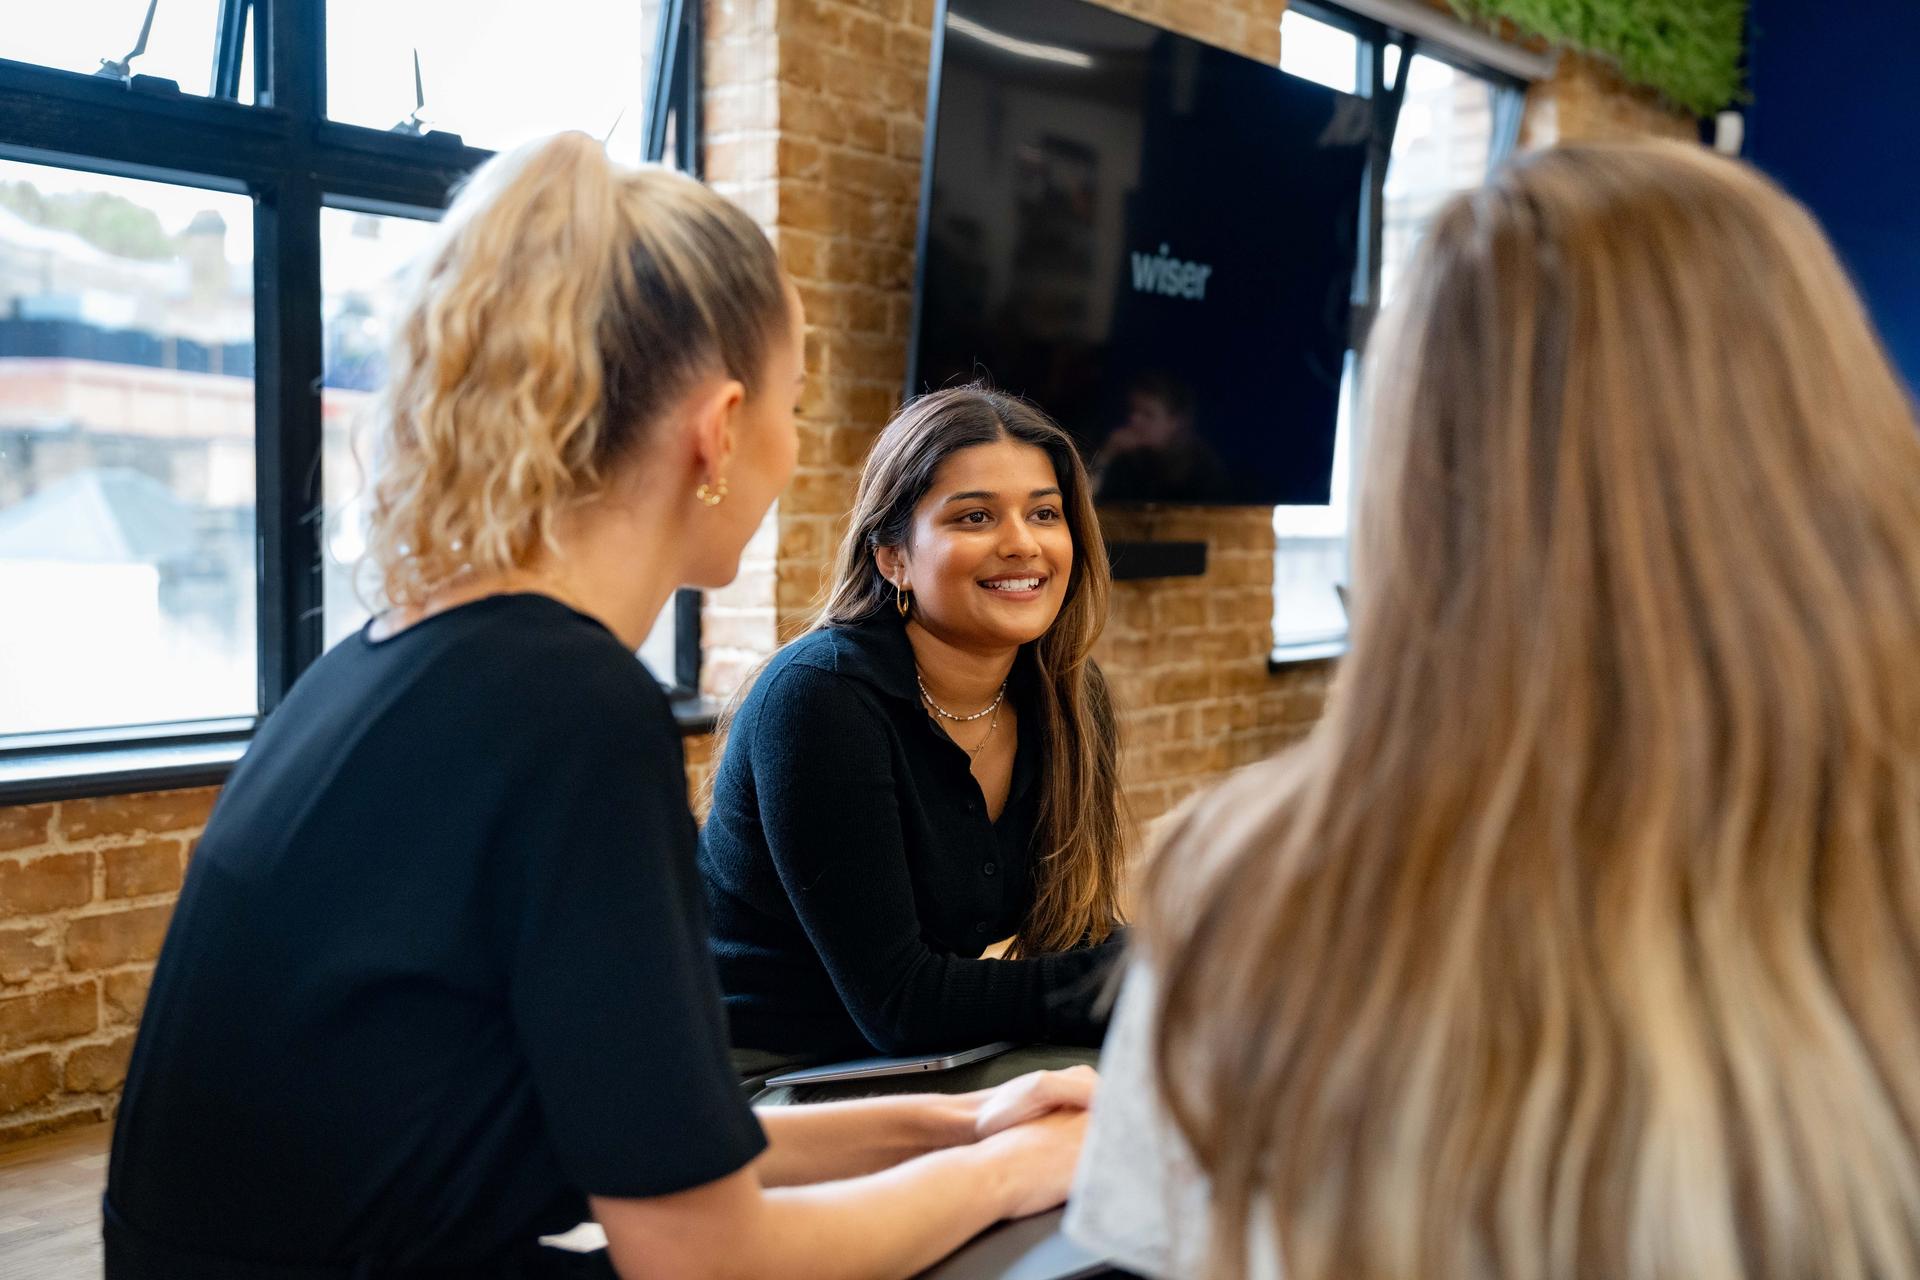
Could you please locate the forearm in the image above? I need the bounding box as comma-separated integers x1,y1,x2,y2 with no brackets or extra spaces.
753,1093,977,1186
751,1145,1012,1279
594,1084,1090,1280
597,1142,1016,1280
848,938,1124,1052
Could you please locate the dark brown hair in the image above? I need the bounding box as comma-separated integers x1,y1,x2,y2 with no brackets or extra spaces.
719,385,1129,955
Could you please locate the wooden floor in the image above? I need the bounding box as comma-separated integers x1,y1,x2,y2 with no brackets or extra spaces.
0,1123,108,1279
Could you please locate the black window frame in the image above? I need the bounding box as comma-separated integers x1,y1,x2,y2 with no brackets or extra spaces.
1269,0,1528,670
0,0,707,804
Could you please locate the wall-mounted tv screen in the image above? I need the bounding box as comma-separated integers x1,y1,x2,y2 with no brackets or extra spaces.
908,0,1370,506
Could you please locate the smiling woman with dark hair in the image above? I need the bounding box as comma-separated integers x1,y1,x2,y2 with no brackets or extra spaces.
700,385,1130,1084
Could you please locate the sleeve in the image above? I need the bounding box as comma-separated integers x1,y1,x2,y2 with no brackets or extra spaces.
748,662,1121,1052
497,665,765,1199
1064,961,1222,1279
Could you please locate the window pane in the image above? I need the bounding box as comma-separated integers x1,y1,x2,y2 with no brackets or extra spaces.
0,161,255,736
1380,54,1494,302
319,206,438,651
318,207,679,682
325,0,663,161
1272,352,1355,648
1279,11,1358,94
1270,57,1496,652
3,0,231,98
638,599,677,685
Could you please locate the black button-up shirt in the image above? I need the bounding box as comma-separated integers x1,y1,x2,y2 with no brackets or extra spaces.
699,616,1123,1058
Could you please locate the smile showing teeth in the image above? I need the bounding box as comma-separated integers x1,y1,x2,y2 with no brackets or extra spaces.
983,577,1042,592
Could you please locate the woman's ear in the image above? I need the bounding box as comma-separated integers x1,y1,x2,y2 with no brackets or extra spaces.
690,376,747,488
873,544,908,590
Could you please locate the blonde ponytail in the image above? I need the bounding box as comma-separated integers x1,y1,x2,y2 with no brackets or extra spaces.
366,131,786,608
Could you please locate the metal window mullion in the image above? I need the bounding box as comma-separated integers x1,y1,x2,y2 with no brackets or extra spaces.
252,0,327,711
253,172,325,714
642,0,684,165
211,0,251,99
677,0,702,177
258,0,321,118
643,0,708,696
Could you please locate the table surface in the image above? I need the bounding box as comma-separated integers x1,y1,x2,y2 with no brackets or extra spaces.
916,1207,1112,1280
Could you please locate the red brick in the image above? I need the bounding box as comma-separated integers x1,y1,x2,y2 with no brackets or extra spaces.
102,968,154,1026
0,1104,108,1146
0,853,93,915
0,1052,57,1113
1153,592,1207,632
1152,669,1212,705
843,11,887,60
66,905,173,971
782,469,856,517
0,983,96,1051
59,788,216,841
0,804,53,854
775,234,821,285
845,108,889,155
885,25,932,69
0,926,56,985
783,91,848,148
63,1033,136,1094
102,839,186,899
776,136,824,181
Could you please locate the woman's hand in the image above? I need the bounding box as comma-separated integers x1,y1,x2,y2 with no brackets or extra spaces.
975,1106,1092,1220
968,1065,1098,1141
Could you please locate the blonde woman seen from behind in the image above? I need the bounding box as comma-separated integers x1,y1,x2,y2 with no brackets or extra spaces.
1067,140,1920,1280
107,134,1091,1280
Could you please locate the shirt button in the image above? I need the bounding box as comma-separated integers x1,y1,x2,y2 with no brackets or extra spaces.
974,921,990,935
982,861,998,877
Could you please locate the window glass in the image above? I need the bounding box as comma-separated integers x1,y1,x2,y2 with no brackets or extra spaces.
1270,16,1503,652
318,207,680,681
0,160,256,736
319,206,437,652
1279,10,1358,94
1380,54,1495,301
2,0,240,99
325,0,663,161
1272,352,1355,647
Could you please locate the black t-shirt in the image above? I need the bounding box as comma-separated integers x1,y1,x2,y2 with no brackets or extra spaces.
106,594,764,1277
699,618,1123,1060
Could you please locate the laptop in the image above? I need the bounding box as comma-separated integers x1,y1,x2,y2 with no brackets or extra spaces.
765,1042,1017,1088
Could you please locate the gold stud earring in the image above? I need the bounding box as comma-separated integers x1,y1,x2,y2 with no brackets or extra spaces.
895,583,911,617
695,476,729,507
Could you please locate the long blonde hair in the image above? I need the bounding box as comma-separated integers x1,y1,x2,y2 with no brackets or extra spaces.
1147,140,1920,1280
714,386,1128,956
366,132,787,607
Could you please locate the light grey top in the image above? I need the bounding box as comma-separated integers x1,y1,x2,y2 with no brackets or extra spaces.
1062,961,1284,1280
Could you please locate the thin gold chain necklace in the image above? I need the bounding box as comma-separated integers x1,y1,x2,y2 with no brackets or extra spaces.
916,671,1007,722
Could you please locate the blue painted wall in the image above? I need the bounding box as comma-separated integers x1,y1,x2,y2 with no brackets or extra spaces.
1742,0,1920,392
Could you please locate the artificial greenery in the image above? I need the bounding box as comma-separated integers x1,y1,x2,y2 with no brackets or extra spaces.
1450,0,1747,115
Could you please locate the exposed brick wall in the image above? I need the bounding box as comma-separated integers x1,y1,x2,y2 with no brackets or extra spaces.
701,0,1332,829
0,788,214,1143
0,0,1695,1145
1525,51,1697,145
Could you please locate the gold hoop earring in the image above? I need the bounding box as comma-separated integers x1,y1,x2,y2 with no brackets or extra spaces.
695,476,729,507
895,583,911,617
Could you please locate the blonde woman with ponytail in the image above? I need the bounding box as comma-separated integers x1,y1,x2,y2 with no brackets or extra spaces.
1067,140,1920,1280
106,134,1092,1280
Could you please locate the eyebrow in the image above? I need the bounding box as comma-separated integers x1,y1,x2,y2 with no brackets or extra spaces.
942,487,1063,503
